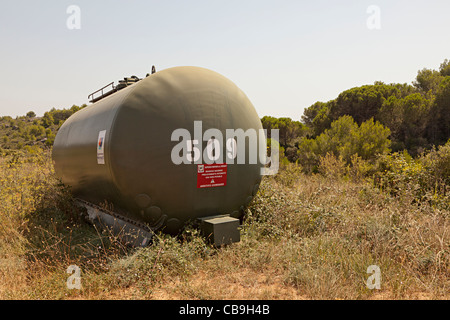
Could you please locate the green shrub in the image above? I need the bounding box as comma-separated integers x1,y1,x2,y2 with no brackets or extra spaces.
374,142,450,209
422,139,450,187
298,116,391,174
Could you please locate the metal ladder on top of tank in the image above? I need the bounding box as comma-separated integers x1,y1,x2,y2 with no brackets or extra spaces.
87,66,156,103
87,76,141,103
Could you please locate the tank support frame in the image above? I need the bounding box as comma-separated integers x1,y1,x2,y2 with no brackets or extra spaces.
75,199,156,247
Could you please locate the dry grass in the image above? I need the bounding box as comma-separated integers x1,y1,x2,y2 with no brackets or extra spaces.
0,151,448,300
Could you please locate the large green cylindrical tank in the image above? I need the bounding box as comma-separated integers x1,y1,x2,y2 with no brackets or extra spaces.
52,66,263,234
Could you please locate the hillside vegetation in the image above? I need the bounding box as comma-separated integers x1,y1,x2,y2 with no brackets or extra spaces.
0,61,449,299
0,105,86,151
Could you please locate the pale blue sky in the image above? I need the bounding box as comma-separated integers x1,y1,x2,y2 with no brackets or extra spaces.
1,0,449,120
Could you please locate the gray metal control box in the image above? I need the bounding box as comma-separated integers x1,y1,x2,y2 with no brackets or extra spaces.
198,215,240,247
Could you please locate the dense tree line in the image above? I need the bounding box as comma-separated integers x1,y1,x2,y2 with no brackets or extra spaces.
261,59,450,171
301,59,450,154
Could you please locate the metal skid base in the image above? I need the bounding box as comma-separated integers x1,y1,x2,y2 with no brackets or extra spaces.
75,199,154,248
75,200,241,248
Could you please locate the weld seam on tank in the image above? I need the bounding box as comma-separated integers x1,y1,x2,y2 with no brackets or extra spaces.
106,81,144,195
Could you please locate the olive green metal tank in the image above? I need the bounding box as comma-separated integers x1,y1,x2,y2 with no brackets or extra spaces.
52,66,263,234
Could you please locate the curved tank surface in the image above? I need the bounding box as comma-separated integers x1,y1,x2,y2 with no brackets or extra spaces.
52,66,264,234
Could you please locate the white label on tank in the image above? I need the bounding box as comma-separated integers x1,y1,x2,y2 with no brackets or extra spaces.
97,130,106,164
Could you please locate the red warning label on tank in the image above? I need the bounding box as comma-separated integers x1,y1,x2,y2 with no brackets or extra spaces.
197,164,228,188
